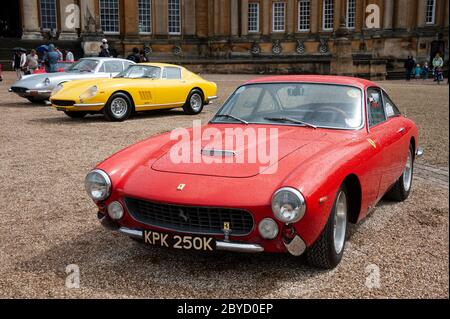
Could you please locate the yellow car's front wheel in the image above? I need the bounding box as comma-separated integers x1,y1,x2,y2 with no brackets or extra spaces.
183,90,204,115
104,93,133,122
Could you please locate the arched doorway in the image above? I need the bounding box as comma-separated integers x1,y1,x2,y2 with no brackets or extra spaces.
0,0,22,38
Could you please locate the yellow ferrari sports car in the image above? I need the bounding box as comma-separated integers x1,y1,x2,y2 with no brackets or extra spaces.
49,63,218,121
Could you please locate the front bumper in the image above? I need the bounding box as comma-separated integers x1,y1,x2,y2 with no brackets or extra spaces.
119,227,265,253
9,88,52,99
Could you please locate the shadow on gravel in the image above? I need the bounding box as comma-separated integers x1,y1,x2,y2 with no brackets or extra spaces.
28,109,197,125
0,101,47,109
15,227,328,298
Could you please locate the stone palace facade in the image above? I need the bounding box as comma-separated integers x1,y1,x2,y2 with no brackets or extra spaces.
12,0,450,78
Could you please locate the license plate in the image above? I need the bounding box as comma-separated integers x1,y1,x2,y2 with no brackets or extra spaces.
143,230,216,251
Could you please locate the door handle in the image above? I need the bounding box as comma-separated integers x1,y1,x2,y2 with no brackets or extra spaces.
397,127,405,134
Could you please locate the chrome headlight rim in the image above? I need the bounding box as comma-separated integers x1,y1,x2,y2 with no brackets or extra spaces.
85,169,112,202
271,187,306,224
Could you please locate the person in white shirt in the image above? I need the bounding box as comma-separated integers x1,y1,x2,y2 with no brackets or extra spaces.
65,49,74,62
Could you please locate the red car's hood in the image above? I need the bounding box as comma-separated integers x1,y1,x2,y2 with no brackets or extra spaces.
151,125,327,178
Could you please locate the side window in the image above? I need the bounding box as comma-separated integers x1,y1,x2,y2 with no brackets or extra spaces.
367,88,386,127
382,91,401,118
162,67,182,79
98,63,106,73
104,61,124,73
123,61,133,70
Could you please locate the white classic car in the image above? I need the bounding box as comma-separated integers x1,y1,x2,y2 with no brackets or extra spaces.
9,57,135,104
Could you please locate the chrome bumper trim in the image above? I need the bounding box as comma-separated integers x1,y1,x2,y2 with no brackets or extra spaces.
416,147,424,158
283,235,306,256
215,241,264,253
208,96,218,101
26,90,52,94
118,227,264,253
73,103,105,107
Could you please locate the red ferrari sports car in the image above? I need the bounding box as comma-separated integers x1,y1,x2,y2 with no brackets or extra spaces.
85,75,423,269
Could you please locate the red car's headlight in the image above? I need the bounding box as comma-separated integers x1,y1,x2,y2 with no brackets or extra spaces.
85,169,111,201
271,187,306,224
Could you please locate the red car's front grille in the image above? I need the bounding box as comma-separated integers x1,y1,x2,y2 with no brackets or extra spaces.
124,197,254,236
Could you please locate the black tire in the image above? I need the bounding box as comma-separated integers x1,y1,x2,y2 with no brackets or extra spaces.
183,89,204,115
306,185,349,269
63,111,87,119
385,145,414,202
103,93,133,122
27,97,46,104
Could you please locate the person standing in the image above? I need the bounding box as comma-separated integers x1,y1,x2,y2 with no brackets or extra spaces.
12,50,26,79
65,49,74,62
432,53,444,81
98,44,111,57
44,44,59,73
127,47,141,63
421,62,430,79
404,56,415,81
25,49,39,74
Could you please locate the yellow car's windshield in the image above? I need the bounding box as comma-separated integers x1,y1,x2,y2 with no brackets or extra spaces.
115,65,161,79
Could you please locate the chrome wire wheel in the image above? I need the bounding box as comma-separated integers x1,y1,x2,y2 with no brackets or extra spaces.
110,97,128,118
190,93,202,112
403,150,413,192
333,191,348,255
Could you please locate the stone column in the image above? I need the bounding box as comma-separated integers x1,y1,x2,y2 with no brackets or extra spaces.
184,0,196,35
241,0,248,36
230,0,239,36
333,0,343,31
154,0,168,35
58,0,80,40
395,0,409,29
416,0,427,27
21,0,42,39
287,0,296,34
383,0,395,29
80,0,97,33
310,0,319,33
123,0,139,37
262,0,270,35
213,0,220,35
331,26,354,76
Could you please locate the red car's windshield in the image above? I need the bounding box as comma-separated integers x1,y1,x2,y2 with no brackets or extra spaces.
212,83,364,130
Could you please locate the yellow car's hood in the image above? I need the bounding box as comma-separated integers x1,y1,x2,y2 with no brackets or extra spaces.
52,78,128,99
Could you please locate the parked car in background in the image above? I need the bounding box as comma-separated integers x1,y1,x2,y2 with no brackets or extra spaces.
9,57,135,104
84,75,423,269
32,61,76,74
50,63,218,121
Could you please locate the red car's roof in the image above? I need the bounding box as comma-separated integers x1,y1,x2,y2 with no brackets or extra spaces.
245,75,377,89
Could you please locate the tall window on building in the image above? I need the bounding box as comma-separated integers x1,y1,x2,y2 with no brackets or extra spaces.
426,0,436,24
346,0,356,29
298,0,310,32
273,2,286,32
168,0,181,35
248,2,260,33
323,0,334,31
100,0,120,33
139,0,152,33
40,0,57,30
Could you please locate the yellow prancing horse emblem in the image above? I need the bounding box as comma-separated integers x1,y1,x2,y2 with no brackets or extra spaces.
223,222,230,231
177,184,186,191
367,138,377,149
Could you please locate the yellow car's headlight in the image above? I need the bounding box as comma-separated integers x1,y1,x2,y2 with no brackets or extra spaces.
79,85,98,102
51,83,64,96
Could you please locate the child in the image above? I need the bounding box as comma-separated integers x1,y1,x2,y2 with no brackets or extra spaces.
414,64,421,80
421,62,430,79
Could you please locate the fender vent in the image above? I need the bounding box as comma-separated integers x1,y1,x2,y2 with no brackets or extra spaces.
139,91,153,101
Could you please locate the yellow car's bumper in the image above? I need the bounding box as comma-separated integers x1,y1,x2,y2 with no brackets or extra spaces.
51,100,105,112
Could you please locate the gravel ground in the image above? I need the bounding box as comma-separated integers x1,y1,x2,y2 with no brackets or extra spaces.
0,72,448,299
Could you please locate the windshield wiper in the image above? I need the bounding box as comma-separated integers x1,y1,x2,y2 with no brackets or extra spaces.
215,114,249,125
264,117,317,129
